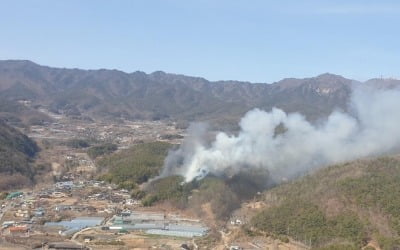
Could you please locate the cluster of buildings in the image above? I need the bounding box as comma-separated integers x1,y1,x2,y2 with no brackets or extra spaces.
107,211,209,238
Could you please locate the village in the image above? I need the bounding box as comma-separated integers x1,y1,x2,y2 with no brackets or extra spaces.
0,179,300,250
0,108,209,249
0,176,210,249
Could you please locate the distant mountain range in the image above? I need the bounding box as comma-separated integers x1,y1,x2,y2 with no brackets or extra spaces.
0,60,399,128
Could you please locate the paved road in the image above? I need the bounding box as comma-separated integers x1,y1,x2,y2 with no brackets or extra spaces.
71,226,98,250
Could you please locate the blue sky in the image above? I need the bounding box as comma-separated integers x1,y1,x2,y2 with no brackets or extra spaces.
0,0,399,82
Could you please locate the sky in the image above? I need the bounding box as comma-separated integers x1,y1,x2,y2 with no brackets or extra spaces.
0,0,399,83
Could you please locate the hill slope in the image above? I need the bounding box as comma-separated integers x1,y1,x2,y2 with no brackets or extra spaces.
0,99,52,127
0,120,39,189
248,156,400,249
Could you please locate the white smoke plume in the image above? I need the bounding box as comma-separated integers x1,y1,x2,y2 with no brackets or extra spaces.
161,85,400,182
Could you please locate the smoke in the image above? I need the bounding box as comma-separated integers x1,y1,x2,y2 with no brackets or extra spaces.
161,85,400,183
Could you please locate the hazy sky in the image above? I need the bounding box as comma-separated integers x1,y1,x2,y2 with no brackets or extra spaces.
0,0,399,82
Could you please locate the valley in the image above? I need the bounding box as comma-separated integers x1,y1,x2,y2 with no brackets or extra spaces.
1,61,400,249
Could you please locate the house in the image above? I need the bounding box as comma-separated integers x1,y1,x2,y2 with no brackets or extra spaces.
38,192,50,198
230,218,243,225
52,192,67,198
54,205,71,212
2,221,15,228
55,181,74,190
15,209,30,218
34,208,45,217
58,181,74,189
9,226,29,237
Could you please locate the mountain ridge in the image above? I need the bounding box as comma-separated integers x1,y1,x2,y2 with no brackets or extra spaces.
0,60,397,128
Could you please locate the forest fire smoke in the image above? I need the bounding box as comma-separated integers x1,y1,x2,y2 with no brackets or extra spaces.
161,85,400,182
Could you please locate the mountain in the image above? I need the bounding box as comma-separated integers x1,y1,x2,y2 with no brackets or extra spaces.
1,60,388,128
0,119,39,189
247,155,400,249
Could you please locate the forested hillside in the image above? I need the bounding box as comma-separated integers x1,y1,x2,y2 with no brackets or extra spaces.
0,120,39,189
249,156,400,250
97,142,172,189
